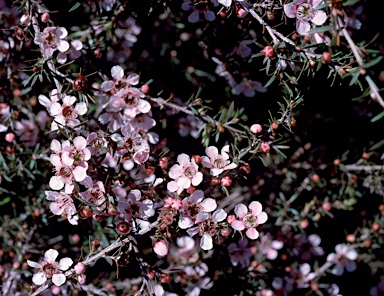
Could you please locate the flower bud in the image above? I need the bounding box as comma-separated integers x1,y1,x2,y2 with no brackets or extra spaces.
221,176,232,187
271,122,279,130
73,76,88,92
140,84,150,93
192,155,202,164
227,214,236,224
5,133,15,142
210,178,220,186
153,240,169,257
186,186,196,194
74,262,86,274
159,157,169,169
239,163,251,174
259,142,270,153
41,12,50,23
78,274,86,285
116,221,132,235
263,46,276,58
250,124,262,134
322,52,331,64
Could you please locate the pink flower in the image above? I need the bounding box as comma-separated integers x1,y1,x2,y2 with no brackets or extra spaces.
167,153,203,194
80,176,107,211
116,189,155,222
231,201,268,239
187,209,227,250
259,234,284,260
178,190,217,229
326,243,358,276
153,240,169,257
231,80,267,97
100,65,139,93
34,27,70,57
182,0,219,23
284,0,327,35
61,136,91,167
27,249,73,286
49,95,87,131
201,145,237,176
228,238,253,267
57,39,83,64
233,40,253,58
45,191,79,225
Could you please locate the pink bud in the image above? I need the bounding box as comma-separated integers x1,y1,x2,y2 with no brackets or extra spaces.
250,124,262,134
227,215,236,224
322,201,331,211
221,229,230,237
259,142,270,153
186,186,196,194
74,262,86,274
140,84,150,93
153,240,168,257
221,176,232,187
41,12,50,23
51,286,61,295
5,133,15,142
159,157,169,169
236,8,248,18
263,46,276,58
77,274,86,285
72,234,80,244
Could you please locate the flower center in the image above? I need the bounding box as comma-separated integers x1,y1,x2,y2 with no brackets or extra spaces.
45,32,57,47
184,166,197,178
91,187,105,206
336,254,349,266
243,213,258,228
213,156,227,169
186,203,201,218
41,262,59,278
296,3,313,20
62,105,76,119
59,166,72,179
70,148,85,165
199,218,218,236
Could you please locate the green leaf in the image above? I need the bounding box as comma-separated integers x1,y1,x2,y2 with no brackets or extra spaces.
306,25,335,35
0,197,11,206
69,2,82,12
362,56,383,69
371,111,384,123
264,74,276,88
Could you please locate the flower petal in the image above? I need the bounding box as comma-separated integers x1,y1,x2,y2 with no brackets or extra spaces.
234,203,248,219
52,273,66,286
231,220,245,231
201,198,217,212
59,257,73,271
32,272,47,286
200,234,213,250
284,3,297,18
246,228,259,240
257,212,268,224
45,249,59,262
311,10,327,26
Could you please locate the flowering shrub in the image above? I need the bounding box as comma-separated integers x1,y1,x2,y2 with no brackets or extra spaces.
0,0,384,295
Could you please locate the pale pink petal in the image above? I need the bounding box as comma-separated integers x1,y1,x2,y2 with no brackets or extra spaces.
57,40,70,53
50,140,61,152
73,166,87,182
204,10,215,21
220,145,230,159
284,3,297,18
201,156,213,168
178,216,194,229
347,249,358,260
56,52,67,64
32,272,47,285
246,228,259,239
43,46,54,58
177,153,191,166
27,260,41,268
231,220,245,231
59,257,73,271
75,102,87,115
49,176,64,190
56,27,68,38
212,209,227,222
210,168,223,176
200,198,217,212
205,146,218,160
189,190,204,203
249,201,262,216
191,172,203,186
234,203,248,219
258,212,268,224
218,0,231,7
71,39,83,50
223,163,237,171
167,181,179,192
187,226,200,237
297,20,311,35
100,81,115,92
138,100,151,114
45,249,59,262
177,176,191,189
50,202,65,215
73,136,87,150
267,249,278,260
126,73,140,85
200,234,213,250
111,65,124,80
188,10,200,23
169,164,183,179
196,212,210,223
63,96,76,106
52,273,66,286
311,10,327,25
50,102,61,116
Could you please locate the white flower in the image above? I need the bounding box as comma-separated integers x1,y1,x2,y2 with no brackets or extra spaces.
201,145,237,176
327,243,358,276
27,249,73,286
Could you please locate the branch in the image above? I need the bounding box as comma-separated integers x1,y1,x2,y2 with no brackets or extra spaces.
30,221,158,296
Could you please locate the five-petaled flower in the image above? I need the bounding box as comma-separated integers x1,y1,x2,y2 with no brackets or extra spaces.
284,0,327,35
34,27,70,58
201,145,237,176
27,249,73,286
231,201,268,239
326,243,358,276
